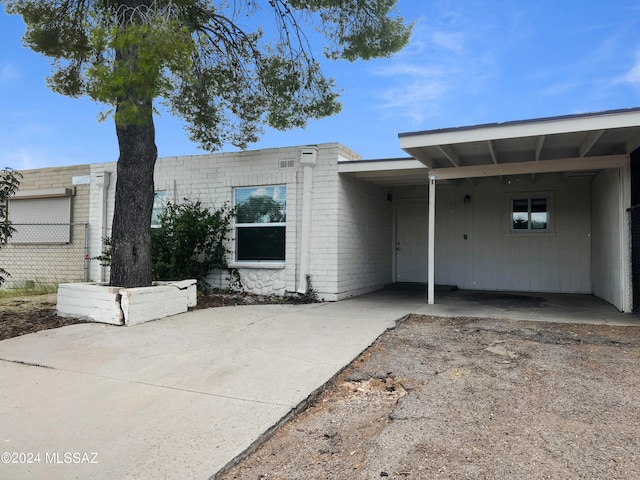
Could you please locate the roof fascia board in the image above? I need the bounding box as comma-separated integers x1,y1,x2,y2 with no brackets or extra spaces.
351,168,429,180
338,158,426,174
430,154,628,180
399,110,640,149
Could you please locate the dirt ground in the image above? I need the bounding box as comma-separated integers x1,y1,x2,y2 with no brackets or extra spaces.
2,295,639,479
0,293,85,340
217,315,640,480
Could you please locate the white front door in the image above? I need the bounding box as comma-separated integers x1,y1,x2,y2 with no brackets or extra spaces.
395,203,428,283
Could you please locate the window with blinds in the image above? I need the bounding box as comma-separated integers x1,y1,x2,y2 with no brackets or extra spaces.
234,186,286,262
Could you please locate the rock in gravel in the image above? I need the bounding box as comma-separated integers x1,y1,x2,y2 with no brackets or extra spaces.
344,371,369,382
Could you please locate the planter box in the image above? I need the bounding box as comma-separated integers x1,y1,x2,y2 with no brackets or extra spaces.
56,280,197,326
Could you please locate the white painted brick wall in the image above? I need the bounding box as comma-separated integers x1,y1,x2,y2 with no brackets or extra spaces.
302,144,340,299
88,144,354,298
19,144,390,301
335,175,393,299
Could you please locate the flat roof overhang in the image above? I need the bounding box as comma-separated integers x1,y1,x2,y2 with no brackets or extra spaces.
339,108,640,186
338,158,429,186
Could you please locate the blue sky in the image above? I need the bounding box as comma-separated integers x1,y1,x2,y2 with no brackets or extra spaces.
2,0,640,170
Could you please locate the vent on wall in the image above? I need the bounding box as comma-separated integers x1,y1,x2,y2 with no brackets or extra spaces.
279,159,295,169
564,170,599,179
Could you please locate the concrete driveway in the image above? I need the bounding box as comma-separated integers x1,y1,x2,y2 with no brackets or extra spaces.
0,289,635,479
0,296,412,480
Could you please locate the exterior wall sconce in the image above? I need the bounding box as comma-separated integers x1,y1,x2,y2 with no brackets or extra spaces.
464,194,471,204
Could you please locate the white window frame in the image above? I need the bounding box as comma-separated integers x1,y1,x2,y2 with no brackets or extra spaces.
233,185,286,265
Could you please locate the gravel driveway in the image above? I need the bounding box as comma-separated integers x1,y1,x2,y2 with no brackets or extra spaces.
217,314,640,480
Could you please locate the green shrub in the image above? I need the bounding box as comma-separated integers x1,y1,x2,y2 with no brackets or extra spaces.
152,199,235,287
0,167,22,286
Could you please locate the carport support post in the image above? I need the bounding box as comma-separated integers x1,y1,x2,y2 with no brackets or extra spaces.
428,176,436,304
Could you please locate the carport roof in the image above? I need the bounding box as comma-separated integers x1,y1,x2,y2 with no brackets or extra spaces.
339,107,640,186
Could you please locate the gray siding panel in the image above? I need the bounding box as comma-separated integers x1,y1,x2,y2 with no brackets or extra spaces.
395,173,593,293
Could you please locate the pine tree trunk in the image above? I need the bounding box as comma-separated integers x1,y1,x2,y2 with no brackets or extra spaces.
109,99,157,288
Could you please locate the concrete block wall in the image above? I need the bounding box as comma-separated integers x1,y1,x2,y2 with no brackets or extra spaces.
88,144,354,298
301,145,339,299
336,174,393,299
154,147,299,295
0,165,91,287
290,144,364,300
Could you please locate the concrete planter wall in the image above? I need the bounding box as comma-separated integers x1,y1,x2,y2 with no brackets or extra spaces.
57,280,197,326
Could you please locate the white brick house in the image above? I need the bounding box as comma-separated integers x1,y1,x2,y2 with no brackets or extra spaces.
8,108,640,311
88,143,391,301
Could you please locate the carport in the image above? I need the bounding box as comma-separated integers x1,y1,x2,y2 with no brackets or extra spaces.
339,108,640,312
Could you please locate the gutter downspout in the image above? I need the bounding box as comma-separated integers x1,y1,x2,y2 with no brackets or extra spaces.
297,147,318,294
96,171,111,283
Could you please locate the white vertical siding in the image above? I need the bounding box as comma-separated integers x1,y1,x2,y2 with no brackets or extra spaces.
394,174,593,293
591,168,625,310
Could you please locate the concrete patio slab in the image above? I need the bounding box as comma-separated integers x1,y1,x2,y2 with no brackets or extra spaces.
412,289,639,326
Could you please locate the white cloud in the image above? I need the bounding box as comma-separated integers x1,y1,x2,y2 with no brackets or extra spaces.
0,147,47,170
370,17,496,123
620,50,640,88
540,81,585,98
377,77,453,122
431,31,465,55
0,142,82,171
0,63,19,85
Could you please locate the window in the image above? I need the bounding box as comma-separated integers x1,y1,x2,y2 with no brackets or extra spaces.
511,197,548,231
151,191,166,228
234,186,286,262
